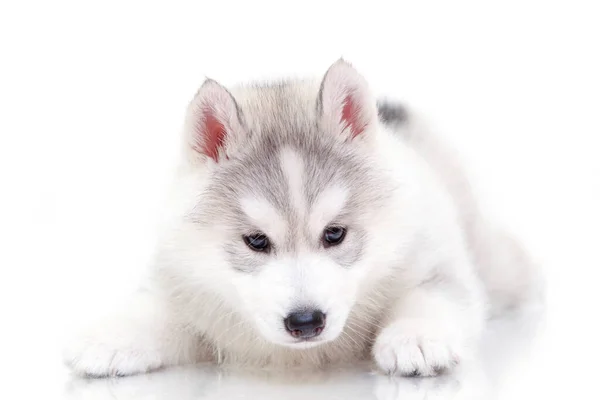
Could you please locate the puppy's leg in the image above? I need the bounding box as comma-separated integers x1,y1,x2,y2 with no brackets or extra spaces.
373,276,484,377
63,289,208,377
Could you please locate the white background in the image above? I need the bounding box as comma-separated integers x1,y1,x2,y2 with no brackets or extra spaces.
1,1,599,399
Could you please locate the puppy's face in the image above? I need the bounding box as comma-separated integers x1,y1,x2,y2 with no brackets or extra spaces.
207,146,390,347
178,60,396,348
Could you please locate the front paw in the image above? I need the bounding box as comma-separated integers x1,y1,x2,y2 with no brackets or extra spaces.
63,325,163,377
372,320,464,377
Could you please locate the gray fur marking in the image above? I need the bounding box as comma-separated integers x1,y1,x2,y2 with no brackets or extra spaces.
190,81,395,272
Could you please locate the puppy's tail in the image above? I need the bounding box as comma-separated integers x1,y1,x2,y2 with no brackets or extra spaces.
377,100,409,126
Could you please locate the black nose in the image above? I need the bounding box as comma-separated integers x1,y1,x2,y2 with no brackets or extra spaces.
284,310,326,339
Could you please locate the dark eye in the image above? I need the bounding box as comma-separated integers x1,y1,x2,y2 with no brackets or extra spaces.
322,226,347,247
243,233,271,252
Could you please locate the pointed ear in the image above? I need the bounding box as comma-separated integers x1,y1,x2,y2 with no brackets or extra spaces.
317,59,377,140
184,79,246,163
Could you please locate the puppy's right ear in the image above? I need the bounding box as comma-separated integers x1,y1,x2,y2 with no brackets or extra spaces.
183,79,246,164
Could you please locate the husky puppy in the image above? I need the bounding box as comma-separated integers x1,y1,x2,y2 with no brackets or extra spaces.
64,60,540,377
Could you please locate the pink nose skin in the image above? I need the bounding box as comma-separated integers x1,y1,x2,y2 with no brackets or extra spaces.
284,310,326,339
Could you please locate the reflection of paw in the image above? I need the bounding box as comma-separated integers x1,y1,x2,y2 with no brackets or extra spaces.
64,377,117,399
373,320,463,377
63,325,163,377
64,365,216,400
373,375,461,400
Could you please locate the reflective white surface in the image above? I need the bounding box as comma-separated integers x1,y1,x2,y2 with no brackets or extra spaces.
60,307,544,400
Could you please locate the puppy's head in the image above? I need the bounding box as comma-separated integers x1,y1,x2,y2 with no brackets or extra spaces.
173,60,398,348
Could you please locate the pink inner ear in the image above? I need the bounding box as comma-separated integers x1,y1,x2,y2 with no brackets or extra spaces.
196,108,227,161
341,94,366,138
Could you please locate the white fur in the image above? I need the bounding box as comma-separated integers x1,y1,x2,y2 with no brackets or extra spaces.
279,147,307,218
64,60,540,378
309,185,348,236
240,196,287,239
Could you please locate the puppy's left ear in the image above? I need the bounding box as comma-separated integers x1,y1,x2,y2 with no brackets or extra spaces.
317,59,377,140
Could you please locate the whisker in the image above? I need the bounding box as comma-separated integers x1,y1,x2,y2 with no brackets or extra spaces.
341,329,362,349
345,323,371,342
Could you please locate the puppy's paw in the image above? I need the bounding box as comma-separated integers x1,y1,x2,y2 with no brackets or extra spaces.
372,320,464,377
63,324,163,377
